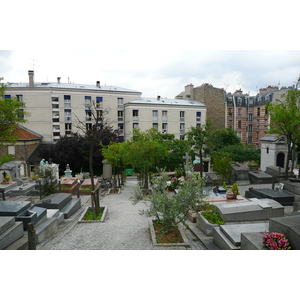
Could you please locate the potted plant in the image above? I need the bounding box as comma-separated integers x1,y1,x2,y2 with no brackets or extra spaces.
226,182,240,199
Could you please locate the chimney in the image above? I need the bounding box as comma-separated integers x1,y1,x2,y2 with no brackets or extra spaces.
57,77,61,83
96,81,100,88
28,70,34,87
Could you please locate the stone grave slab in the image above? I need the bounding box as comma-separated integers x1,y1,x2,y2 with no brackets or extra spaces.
0,217,24,250
249,172,273,184
269,215,300,250
219,222,269,246
214,201,271,222
0,217,15,235
245,188,294,206
249,198,284,218
35,193,72,209
0,201,31,216
9,182,36,196
241,232,267,250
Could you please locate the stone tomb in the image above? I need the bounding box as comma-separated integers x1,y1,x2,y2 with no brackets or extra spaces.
245,188,294,206
0,217,25,250
8,182,36,197
79,178,100,195
35,193,81,219
60,177,80,194
248,171,273,184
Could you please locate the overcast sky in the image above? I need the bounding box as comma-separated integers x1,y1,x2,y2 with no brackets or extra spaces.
1,50,299,98
1,1,299,99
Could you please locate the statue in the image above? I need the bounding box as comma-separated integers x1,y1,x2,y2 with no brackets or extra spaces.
40,159,48,167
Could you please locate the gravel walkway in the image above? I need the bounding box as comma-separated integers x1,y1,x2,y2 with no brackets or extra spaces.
38,178,205,250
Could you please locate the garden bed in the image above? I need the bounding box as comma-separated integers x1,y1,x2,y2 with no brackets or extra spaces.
78,206,108,223
149,220,190,247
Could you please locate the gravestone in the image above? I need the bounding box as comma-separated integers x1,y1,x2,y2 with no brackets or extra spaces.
102,159,112,179
0,201,31,216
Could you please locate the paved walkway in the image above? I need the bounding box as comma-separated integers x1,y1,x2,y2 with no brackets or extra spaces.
38,178,206,250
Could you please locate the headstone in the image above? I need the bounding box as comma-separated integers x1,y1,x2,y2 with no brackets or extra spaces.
102,159,112,179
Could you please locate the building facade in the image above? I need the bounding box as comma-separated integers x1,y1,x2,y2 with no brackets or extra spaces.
5,71,142,143
176,83,226,130
124,97,207,141
226,86,293,148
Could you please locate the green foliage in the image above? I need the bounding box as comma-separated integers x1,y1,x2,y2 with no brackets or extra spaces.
212,153,233,184
231,183,240,195
0,154,15,166
0,78,29,145
209,127,241,151
201,210,225,225
131,170,209,234
36,166,58,197
222,182,228,190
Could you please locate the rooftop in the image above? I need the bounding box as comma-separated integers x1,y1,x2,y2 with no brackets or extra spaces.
125,97,206,107
6,82,141,94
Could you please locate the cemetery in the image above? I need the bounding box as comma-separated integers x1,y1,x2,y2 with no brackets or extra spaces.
1,134,300,250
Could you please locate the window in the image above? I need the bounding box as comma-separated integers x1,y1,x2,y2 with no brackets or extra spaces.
162,111,168,121
118,98,124,109
133,123,139,129
8,146,15,155
97,110,103,120
162,123,168,133
248,136,252,145
152,110,158,121
256,131,259,139
196,112,201,122
85,110,92,121
85,96,91,108
180,111,185,122
65,123,72,135
16,95,23,102
229,120,232,128
96,97,103,109
64,109,72,121
238,108,242,116
133,110,139,121
265,119,268,128
257,107,261,116
118,111,124,121
257,119,260,127
180,123,185,135
248,125,253,133
64,95,71,108
18,109,24,118
153,123,158,130
196,123,201,127
248,114,253,121
52,125,60,131
5,95,11,99
118,123,124,135
237,132,242,139
267,147,269,154
238,120,242,129
52,97,59,102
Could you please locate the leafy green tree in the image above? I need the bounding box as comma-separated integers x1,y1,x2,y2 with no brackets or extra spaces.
0,78,29,145
209,127,241,152
266,89,300,179
124,129,169,190
131,170,208,234
212,153,233,185
185,121,212,178
0,154,15,166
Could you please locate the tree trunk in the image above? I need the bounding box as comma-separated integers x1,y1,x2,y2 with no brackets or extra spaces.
285,143,292,180
89,143,100,216
199,150,203,178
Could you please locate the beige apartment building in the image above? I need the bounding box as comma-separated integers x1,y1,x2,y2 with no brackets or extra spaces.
124,97,207,141
4,71,207,143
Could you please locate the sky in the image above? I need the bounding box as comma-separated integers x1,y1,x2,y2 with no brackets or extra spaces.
1,50,300,98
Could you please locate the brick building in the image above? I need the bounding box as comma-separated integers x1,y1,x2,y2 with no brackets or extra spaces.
176,83,226,130
226,86,293,148
0,126,42,177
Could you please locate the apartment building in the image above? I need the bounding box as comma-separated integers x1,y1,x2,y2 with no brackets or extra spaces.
176,83,226,130
4,71,207,143
226,86,293,147
124,97,207,140
5,71,142,143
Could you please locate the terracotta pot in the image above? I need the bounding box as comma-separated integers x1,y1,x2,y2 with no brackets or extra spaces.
226,192,237,200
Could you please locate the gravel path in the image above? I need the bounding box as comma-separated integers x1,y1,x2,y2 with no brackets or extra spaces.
38,178,205,250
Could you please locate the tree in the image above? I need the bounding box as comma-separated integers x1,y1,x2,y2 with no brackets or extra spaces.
212,153,233,185
266,89,300,179
0,78,28,145
74,105,118,216
124,129,169,190
102,142,127,190
209,127,241,152
131,170,208,234
185,121,212,178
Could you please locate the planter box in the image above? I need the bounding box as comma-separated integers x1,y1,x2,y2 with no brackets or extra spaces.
148,220,190,247
196,212,220,236
78,206,108,223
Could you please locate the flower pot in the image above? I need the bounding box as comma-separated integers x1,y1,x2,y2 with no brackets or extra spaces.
226,192,237,200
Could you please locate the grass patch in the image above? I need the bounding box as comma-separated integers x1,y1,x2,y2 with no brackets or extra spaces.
84,207,104,221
